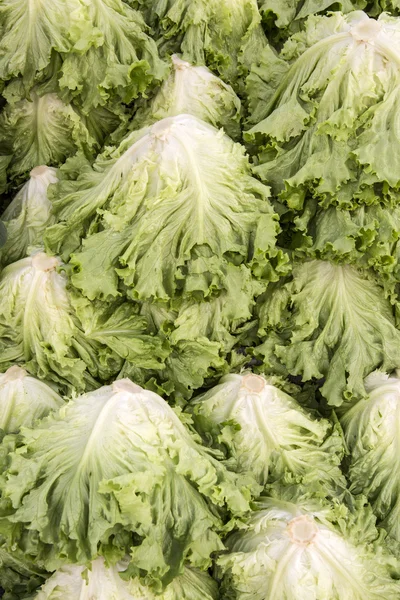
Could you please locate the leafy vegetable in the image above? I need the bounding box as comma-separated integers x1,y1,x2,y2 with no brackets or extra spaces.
0,252,120,391
0,379,254,580
128,55,242,140
134,0,268,88
189,371,345,492
71,293,170,370
0,0,86,88
281,201,400,294
255,259,400,407
218,490,400,599
0,92,100,184
118,263,266,400
342,370,400,542
0,365,62,433
0,166,58,266
246,11,400,209
0,0,166,106
0,545,47,600
45,114,279,301
59,0,167,111
31,559,218,600
367,1,400,16
258,0,364,32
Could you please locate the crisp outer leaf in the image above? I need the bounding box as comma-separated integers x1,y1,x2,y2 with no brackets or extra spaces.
0,93,98,183
45,115,278,301
0,542,47,599
170,265,264,352
128,55,242,140
0,252,120,391
119,264,264,401
285,200,400,296
59,0,167,111
258,0,364,30
31,559,218,600
0,155,12,194
218,493,400,599
0,166,58,266
256,259,400,407
0,379,253,577
342,370,400,541
70,292,170,369
136,0,267,88
189,371,345,491
367,1,400,16
0,365,62,433
246,11,400,208
0,0,88,86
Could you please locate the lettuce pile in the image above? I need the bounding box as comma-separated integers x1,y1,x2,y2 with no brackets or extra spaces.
1,2,400,599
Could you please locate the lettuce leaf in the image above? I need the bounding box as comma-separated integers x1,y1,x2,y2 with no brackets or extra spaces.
30,559,218,600
0,365,62,433
126,55,242,141
255,259,400,407
342,370,400,542
135,0,267,89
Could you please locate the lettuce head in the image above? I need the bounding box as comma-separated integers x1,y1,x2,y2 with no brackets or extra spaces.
218,490,400,599
246,11,400,209
0,0,166,107
0,92,103,185
30,559,217,600
128,55,242,140
255,259,400,407
0,166,58,266
0,365,62,433
189,371,345,492
342,370,400,542
45,114,279,301
0,251,120,391
0,379,253,580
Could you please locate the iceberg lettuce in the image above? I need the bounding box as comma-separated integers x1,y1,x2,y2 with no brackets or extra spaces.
218,490,400,599
342,370,400,541
0,379,254,579
0,166,58,266
31,559,217,600
189,371,345,492
45,115,279,301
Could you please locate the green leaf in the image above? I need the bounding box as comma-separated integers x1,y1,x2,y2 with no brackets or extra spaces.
0,92,99,184
71,293,170,369
136,0,267,89
0,0,87,87
256,259,400,407
59,0,167,110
